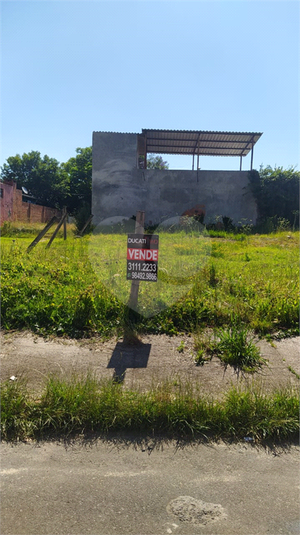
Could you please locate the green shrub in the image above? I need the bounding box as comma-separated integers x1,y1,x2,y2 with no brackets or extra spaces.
249,166,300,229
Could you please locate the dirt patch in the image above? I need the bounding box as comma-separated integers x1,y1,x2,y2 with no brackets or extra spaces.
167,495,227,525
1,331,299,396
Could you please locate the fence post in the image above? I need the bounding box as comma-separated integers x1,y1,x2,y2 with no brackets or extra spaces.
76,214,94,237
46,209,68,249
63,206,67,240
27,216,58,252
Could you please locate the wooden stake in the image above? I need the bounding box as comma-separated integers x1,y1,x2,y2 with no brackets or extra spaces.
27,216,58,252
46,210,68,249
63,206,67,240
76,214,94,237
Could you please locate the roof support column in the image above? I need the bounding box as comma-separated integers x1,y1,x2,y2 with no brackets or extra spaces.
240,156,242,171
250,143,254,170
193,132,201,171
192,154,195,170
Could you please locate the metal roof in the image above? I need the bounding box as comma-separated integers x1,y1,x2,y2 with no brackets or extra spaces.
142,129,262,157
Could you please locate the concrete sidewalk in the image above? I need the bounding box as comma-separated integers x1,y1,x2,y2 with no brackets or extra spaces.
1,332,299,397
1,439,299,535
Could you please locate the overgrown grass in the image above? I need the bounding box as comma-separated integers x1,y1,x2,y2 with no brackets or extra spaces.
1,375,298,442
194,324,266,372
0,221,76,237
1,230,299,338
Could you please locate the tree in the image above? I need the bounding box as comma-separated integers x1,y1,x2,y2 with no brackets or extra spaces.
249,165,300,228
60,147,92,216
0,147,93,215
147,155,169,169
0,151,67,208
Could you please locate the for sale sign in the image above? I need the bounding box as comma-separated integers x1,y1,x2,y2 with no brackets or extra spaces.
127,234,159,282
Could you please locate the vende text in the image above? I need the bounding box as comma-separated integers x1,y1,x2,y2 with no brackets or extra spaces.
127,248,158,261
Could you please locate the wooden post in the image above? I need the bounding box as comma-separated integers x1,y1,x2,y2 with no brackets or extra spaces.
128,211,145,310
76,214,94,237
63,206,67,240
46,210,68,249
27,216,58,252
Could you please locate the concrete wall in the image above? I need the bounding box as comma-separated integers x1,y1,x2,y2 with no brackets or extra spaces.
92,131,257,226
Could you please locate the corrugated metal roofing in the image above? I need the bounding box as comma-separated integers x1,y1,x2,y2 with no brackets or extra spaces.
142,129,262,157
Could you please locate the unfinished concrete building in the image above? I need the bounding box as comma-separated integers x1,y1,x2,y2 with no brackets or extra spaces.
92,129,262,227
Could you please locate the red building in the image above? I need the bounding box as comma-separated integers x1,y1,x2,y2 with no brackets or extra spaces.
0,181,61,225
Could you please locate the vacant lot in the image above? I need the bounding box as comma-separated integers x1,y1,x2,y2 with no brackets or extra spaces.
1,229,299,441
1,230,299,337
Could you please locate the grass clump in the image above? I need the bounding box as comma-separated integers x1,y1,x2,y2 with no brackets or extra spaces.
194,324,266,373
1,376,298,443
194,331,216,366
176,340,185,353
0,378,34,439
214,325,266,373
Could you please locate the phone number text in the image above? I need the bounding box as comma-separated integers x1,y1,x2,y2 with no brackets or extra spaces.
127,262,157,272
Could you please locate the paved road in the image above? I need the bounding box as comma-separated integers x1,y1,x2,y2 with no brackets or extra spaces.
1,439,299,535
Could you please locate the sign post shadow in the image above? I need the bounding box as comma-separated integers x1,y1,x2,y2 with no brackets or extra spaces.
107,341,151,383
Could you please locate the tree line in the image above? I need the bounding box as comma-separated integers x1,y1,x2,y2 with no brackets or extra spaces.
249,165,299,230
0,148,92,215
0,149,298,229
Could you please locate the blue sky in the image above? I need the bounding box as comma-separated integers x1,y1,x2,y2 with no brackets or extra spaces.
1,0,299,171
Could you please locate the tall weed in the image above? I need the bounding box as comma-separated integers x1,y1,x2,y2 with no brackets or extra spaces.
1,376,298,442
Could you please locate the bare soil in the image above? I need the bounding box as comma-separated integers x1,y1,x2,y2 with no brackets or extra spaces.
1,330,299,396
